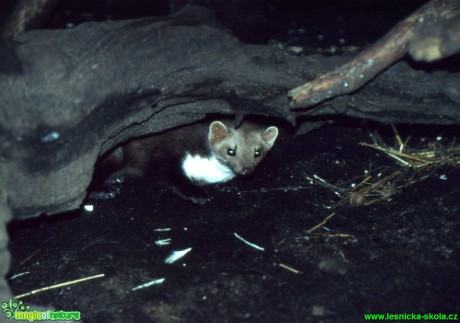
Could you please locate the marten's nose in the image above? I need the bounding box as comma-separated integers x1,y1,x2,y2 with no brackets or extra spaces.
241,168,252,176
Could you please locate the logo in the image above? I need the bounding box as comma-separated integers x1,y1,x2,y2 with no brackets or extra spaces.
1,299,81,321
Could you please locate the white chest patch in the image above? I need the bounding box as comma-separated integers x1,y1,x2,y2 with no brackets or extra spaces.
181,153,236,184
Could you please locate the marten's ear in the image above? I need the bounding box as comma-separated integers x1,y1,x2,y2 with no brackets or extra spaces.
261,126,279,147
209,121,231,145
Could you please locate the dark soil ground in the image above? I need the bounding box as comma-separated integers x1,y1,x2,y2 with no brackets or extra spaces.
5,1,459,322
7,121,460,322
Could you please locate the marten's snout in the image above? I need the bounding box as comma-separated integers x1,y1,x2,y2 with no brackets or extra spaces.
240,167,253,176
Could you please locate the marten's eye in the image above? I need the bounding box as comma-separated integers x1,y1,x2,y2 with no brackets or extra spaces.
227,148,236,156
254,149,261,158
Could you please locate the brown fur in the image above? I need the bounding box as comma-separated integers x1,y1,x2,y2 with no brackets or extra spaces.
102,120,278,182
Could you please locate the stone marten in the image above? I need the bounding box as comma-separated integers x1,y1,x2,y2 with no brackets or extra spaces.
91,120,279,204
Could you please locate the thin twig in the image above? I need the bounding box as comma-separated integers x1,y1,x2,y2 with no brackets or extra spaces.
306,212,336,234
14,274,105,299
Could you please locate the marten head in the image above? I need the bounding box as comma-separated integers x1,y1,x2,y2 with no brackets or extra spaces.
208,121,279,177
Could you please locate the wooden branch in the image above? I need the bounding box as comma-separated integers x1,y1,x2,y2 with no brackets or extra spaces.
288,0,460,109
